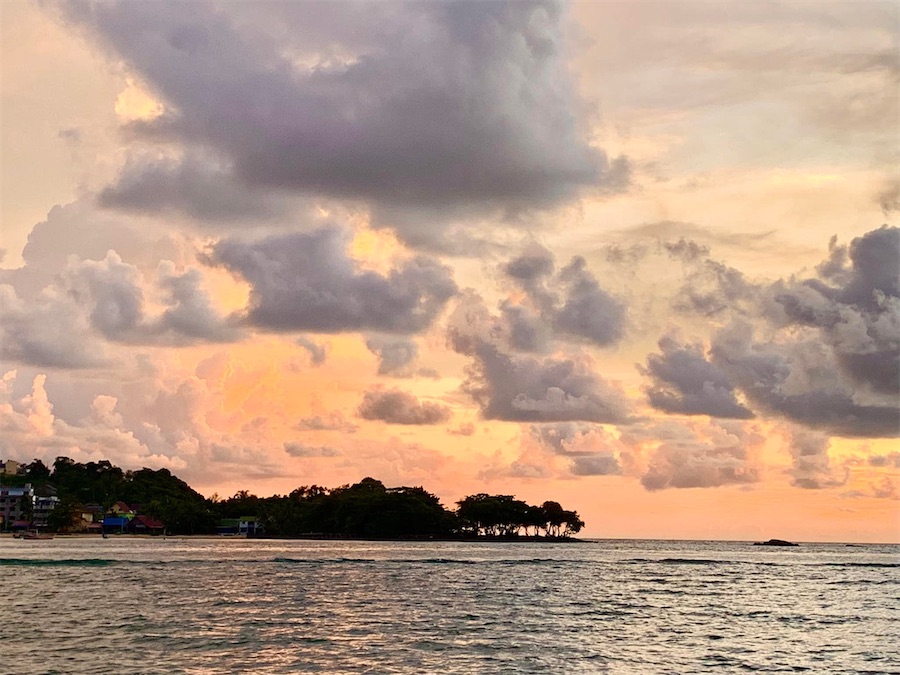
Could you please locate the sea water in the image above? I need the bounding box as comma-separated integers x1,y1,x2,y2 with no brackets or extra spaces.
0,538,897,674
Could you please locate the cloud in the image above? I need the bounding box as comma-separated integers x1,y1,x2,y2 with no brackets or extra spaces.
209,226,457,334
2,200,183,300
295,336,327,366
785,427,847,490
365,336,418,377
0,371,188,475
357,388,451,425
448,290,632,423
499,301,553,353
0,284,110,368
449,422,476,436
870,477,898,500
501,248,626,348
572,454,621,476
531,422,594,455
711,321,899,438
98,152,291,223
1,251,241,367
640,421,761,491
875,179,900,217
283,442,340,458
528,422,624,476
672,257,756,317
641,335,754,419
647,225,900,438
294,413,358,434
59,0,623,248
459,341,631,424
153,262,243,343
868,452,900,468
553,257,626,346
772,226,900,396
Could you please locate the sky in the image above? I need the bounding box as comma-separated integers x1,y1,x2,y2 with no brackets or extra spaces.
1,0,898,542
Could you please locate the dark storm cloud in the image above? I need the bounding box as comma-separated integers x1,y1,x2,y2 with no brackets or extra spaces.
499,247,626,350
645,226,898,438
710,321,899,438
357,389,451,425
641,335,754,419
210,227,457,334
553,257,625,346
60,0,620,244
154,265,243,344
772,226,900,396
98,154,289,223
500,301,552,353
72,254,239,346
503,244,555,294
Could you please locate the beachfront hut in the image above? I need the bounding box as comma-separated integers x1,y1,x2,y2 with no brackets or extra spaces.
102,515,130,534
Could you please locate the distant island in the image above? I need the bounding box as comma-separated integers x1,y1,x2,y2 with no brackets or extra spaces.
0,457,584,540
753,539,799,547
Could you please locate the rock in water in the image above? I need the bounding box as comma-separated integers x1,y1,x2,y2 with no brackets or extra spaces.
753,539,799,547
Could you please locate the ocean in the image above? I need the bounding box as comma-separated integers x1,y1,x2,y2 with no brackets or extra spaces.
1,537,897,674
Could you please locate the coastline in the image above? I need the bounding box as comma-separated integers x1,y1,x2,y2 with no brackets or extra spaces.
0,532,584,543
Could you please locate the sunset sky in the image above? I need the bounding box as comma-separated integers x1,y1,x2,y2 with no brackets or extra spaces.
1,0,898,542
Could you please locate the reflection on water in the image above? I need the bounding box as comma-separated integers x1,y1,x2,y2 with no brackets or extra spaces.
1,538,897,674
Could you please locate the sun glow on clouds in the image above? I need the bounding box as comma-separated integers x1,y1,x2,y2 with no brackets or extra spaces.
114,77,165,122
1,0,897,542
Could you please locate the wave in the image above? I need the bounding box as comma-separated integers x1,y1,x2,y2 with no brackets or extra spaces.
624,558,897,569
0,558,115,567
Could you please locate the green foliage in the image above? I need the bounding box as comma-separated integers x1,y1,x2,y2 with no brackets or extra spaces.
457,494,584,538
255,478,456,538
9,456,586,539
16,457,216,534
51,458,125,507
46,498,79,533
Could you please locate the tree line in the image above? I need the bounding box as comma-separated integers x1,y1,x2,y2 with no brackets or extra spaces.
2,458,584,539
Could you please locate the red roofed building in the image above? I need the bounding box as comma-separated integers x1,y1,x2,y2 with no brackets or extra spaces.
132,514,165,535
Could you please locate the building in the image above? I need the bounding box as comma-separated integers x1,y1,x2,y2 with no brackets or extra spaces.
216,516,263,536
0,485,32,530
31,495,60,528
132,515,165,535
111,501,135,517
102,515,131,533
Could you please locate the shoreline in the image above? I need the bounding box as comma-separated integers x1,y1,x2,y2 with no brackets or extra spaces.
0,532,583,543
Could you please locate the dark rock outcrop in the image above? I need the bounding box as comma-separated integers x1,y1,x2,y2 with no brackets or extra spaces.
753,539,799,547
